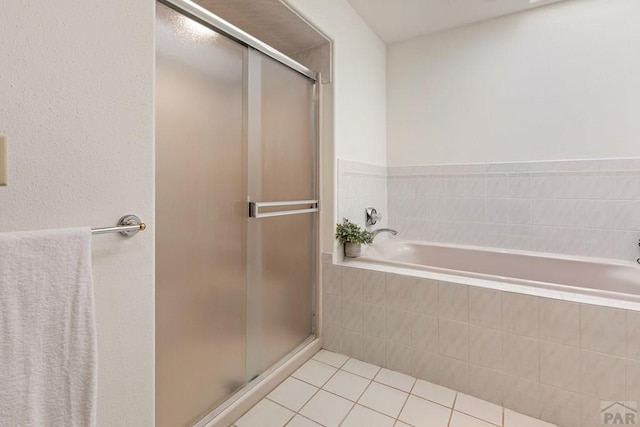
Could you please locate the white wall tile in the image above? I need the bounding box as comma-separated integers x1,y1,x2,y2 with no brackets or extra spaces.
411,348,440,384
438,282,468,322
468,364,503,406
342,330,364,360
508,199,532,224
579,350,626,400
439,319,469,362
469,287,502,330
386,342,413,376
411,312,439,352
342,268,363,300
469,326,502,370
363,303,386,339
627,359,640,404
361,336,387,367
386,308,412,346
386,274,414,311
612,200,640,230
539,298,580,347
438,355,469,394
627,310,640,360
503,293,539,338
503,333,540,381
486,175,509,198
323,294,342,327
502,374,539,419
322,264,341,295
380,159,640,261
580,304,626,357
323,261,640,427
411,278,439,316
322,325,342,353
361,270,386,306
466,176,486,198
539,384,580,427
342,298,363,332
539,341,580,392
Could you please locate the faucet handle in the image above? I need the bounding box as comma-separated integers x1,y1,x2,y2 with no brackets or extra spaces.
366,207,382,226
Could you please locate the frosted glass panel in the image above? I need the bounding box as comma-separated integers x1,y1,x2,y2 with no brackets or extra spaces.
155,4,246,427
246,49,316,379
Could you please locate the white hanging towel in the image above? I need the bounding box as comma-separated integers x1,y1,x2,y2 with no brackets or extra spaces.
0,227,97,427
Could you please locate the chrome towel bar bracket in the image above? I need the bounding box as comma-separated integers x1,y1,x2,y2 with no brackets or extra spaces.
91,215,146,237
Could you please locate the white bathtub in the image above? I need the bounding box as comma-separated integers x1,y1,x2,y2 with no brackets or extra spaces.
349,239,640,308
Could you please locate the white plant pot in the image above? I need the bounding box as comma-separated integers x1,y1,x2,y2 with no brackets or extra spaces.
344,242,362,258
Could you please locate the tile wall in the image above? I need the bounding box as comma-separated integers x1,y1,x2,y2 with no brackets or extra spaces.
321,256,640,427
338,158,640,262
387,158,640,262
337,160,388,232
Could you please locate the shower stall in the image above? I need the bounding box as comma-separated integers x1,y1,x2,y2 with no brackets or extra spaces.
155,1,319,426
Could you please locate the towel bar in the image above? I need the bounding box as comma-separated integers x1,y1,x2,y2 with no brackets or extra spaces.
91,215,146,237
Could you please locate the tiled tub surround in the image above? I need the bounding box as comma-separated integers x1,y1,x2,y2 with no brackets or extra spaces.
338,159,388,231
387,158,640,262
321,260,640,427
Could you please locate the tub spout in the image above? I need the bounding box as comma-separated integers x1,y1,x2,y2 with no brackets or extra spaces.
371,228,398,240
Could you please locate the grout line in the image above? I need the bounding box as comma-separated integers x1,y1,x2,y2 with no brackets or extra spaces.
311,356,349,370
451,408,502,427
393,387,411,425
336,402,356,427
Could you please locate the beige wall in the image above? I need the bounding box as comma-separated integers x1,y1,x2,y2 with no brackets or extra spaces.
0,1,155,426
387,0,640,166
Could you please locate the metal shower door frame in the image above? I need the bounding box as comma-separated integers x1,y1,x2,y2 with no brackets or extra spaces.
158,0,317,82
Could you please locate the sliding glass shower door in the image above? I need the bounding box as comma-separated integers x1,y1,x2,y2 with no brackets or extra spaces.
246,49,317,380
155,3,317,427
156,3,247,427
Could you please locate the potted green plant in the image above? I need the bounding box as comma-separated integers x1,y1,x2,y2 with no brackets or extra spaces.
335,218,373,258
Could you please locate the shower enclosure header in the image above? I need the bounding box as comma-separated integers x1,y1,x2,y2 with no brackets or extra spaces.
159,0,318,81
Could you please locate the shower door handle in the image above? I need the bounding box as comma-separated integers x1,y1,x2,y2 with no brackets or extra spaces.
249,200,319,219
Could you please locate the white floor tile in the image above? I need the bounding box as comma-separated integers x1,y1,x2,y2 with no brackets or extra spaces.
358,382,409,418
450,411,499,427
504,409,556,427
268,377,318,411
322,370,371,401
292,359,337,387
411,379,457,408
234,352,561,427
299,390,353,427
398,395,452,427
455,393,503,425
374,368,416,392
285,415,322,427
341,358,381,379
312,349,349,368
341,404,395,427
235,399,295,427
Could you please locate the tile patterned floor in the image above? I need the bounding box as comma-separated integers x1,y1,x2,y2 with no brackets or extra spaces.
233,350,557,427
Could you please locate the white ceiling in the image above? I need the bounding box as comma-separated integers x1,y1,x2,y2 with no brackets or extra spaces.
345,0,566,44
